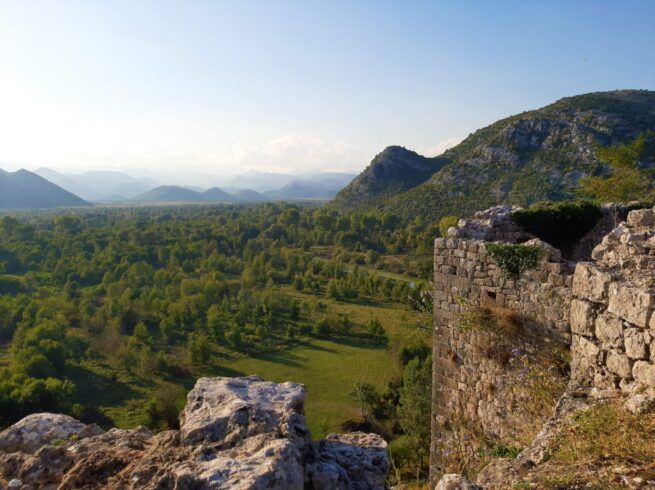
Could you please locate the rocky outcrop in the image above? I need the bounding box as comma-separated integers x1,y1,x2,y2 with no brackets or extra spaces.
0,376,389,490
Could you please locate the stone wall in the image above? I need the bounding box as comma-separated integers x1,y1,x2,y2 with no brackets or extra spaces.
571,208,655,394
430,204,654,485
430,208,574,480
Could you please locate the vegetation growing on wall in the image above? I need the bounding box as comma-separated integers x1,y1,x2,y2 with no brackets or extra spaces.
438,215,459,238
511,200,602,254
485,243,544,279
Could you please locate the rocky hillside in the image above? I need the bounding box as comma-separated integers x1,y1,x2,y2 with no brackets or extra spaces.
333,90,655,220
333,146,448,209
0,376,388,489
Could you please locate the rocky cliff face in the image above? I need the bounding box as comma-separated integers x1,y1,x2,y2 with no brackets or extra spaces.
0,376,389,489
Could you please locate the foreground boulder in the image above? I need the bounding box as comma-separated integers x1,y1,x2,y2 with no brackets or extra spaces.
0,376,388,489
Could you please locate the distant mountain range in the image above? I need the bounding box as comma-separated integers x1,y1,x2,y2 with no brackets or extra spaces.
34,168,155,201
0,169,90,209
333,89,655,220
24,169,356,204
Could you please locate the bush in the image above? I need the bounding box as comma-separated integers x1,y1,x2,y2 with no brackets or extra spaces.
486,243,544,278
438,215,459,237
511,200,602,253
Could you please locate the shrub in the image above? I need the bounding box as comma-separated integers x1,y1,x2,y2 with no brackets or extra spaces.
485,243,544,278
438,215,459,237
511,200,602,253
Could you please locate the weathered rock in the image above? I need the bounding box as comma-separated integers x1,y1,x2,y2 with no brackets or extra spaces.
624,328,649,359
625,392,655,414
0,377,389,490
627,209,655,227
595,312,624,348
633,361,655,386
308,432,388,490
606,350,632,379
434,473,481,489
607,283,653,328
572,263,612,302
0,413,103,454
570,299,595,337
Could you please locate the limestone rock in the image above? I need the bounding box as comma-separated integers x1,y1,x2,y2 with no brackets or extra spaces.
633,361,655,386
627,209,655,227
607,283,653,328
606,350,632,379
435,474,481,489
309,432,388,489
624,328,649,359
0,377,389,490
0,413,103,454
595,312,624,348
570,299,595,337
572,262,611,302
625,393,655,414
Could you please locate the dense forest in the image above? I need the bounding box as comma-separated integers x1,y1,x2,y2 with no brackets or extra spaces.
0,203,436,478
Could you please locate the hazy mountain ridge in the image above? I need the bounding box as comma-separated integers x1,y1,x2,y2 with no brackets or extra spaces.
0,169,90,209
333,89,655,219
30,169,356,203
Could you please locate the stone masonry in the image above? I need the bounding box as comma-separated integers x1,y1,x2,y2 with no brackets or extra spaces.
430,204,655,485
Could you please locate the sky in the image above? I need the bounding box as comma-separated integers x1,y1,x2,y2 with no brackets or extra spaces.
0,0,654,177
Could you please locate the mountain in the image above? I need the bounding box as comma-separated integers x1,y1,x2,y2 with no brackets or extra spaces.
135,185,235,202
224,172,356,193
265,181,342,200
34,169,155,201
134,186,207,202
202,187,236,201
0,169,90,209
232,189,268,202
330,146,446,208
333,90,655,220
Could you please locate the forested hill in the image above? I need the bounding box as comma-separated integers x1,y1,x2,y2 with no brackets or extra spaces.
0,169,90,209
333,90,655,220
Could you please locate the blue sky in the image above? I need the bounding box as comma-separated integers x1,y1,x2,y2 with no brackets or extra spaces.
0,0,653,176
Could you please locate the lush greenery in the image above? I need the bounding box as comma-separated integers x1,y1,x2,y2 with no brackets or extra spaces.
485,243,544,278
334,90,655,221
579,132,655,203
0,203,435,478
438,215,459,238
511,200,602,255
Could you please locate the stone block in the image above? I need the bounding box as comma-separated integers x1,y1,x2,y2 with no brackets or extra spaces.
606,350,632,378
572,262,612,302
607,283,653,328
625,328,649,359
573,335,600,363
633,361,655,386
570,299,596,337
627,209,655,227
595,312,624,348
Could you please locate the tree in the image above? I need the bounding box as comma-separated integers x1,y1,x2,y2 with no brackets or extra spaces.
187,332,210,365
397,356,432,467
326,278,339,299
349,382,378,421
438,215,459,237
313,317,331,337
579,133,655,202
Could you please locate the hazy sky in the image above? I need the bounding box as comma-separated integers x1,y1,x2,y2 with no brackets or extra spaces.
1,1,654,176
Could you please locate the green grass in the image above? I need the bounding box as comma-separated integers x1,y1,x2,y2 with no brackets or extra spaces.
222,292,425,435
68,289,426,437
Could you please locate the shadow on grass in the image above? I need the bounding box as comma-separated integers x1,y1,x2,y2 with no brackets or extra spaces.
67,364,140,428
246,349,308,368
326,334,388,350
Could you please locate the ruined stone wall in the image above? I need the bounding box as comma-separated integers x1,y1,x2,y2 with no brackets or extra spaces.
430,210,574,479
430,205,655,484
571,208,655,394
